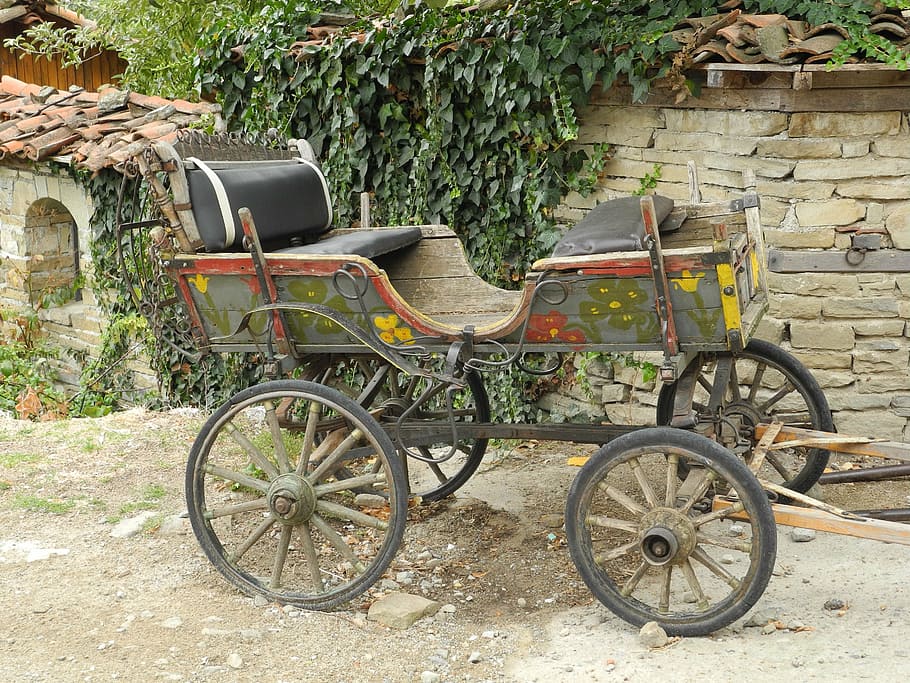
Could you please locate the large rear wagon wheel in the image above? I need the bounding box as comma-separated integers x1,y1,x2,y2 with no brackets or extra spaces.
565,427,776,637
657,339,833,493
186,379,408,610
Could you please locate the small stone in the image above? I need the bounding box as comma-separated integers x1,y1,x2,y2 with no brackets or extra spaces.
159,617,183,630
110,512,156,539
517,598,527,608
157,515,188,536
581,612,605,627
682,591,697,604
824,598,846,611
440,604,456,614
367,592,441,629
744,611,772,628
540,513,564,528
226,653,243,669
728,524,745,537
720,554,736,565
790,528,817,543
421,672,442,683
761,622,778,635
468,651,482,663
639,621,669,649
787,620,805,631
252,595,269,608
482,630,498,639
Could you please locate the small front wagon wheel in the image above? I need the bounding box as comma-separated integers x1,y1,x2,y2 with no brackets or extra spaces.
186,379,408,610
565,428,776,636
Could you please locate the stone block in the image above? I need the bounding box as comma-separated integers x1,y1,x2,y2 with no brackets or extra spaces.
834,410,905,442
770,272,858,297
580,105,665,130
586,125,654,148
884,204,910,249
795,157,910,181
871,137,910,157
601,382,630,404
811,370,854,389
763,229,835,248
837,180,910,200
790,321,854,350
824,389,891,411
753,317,785,344
795,200,865,227
663,109,788,136
853,346,909,374
789,112,900,138
853,319,905,336
757,139,841,159
895,275,910,296
768,294,823,319
857,373,910,393
756,180,835,201
822,297,900,318
604,404,657,427
653,132,757,156
841,140,870,158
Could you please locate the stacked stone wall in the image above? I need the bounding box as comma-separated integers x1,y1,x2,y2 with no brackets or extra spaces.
551,93,910,441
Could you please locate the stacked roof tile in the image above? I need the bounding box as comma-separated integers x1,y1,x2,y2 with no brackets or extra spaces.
675,8,910,65
0,76,220,173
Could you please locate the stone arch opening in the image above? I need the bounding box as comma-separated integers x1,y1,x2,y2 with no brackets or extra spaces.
24,198,81,306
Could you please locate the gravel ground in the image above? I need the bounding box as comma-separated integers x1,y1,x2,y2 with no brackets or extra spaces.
2,408,910,682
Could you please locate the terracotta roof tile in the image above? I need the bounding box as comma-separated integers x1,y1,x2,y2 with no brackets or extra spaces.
0,76,221,173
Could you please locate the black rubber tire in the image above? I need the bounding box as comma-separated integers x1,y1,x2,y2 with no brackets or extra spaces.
186,379,408,610
565,427,777,637
657,339,833,493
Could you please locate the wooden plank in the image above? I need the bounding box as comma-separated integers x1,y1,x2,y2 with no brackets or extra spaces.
713,498,910,547
754,424,910,462
768,248,910,273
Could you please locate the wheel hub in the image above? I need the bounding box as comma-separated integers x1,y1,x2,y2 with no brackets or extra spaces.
267,473,316,525
638,508,697,566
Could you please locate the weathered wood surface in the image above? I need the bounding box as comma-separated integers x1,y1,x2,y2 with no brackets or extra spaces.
768,248,910,273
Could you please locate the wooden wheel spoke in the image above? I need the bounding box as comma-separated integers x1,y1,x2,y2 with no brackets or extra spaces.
595,538,640,564
692,499,745,528
229,516,275,563
309,513,367,573
270,525,293,589
204,497,268,520
678,470,716,514
691,547,741,590
597,481,648,516
757,381,795,414
315,499,388,530
204,463,270,494
727,364,742,403
225,422,279,481
764,451,796,480
659,566,672,614
620,560,649,597
665,453,679,507
313,472,387,496
747,363,767,403
296,522,325,593
309,429,362,482
629,457,659,509
696,531,752,554
586,514,638,534
264,400,292,474
680,558,710,610
295,401,324,475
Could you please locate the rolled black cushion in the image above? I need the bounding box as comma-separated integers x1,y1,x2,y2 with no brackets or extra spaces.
187,160,333,251
551,195,676,257
277,226,423,260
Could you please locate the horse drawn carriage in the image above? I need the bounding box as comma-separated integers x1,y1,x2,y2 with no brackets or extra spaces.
116,133,906,637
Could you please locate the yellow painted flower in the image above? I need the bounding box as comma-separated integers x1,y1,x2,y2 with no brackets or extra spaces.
188,273,209,294
670,270,705,293
374,314,415,346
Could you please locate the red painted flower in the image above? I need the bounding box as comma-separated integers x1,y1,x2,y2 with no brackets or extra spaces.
526,310,586,344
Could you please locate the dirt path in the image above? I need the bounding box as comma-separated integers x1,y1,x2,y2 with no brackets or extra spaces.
2,409,910,682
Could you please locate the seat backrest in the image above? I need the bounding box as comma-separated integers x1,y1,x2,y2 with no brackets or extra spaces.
185,157,333,251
